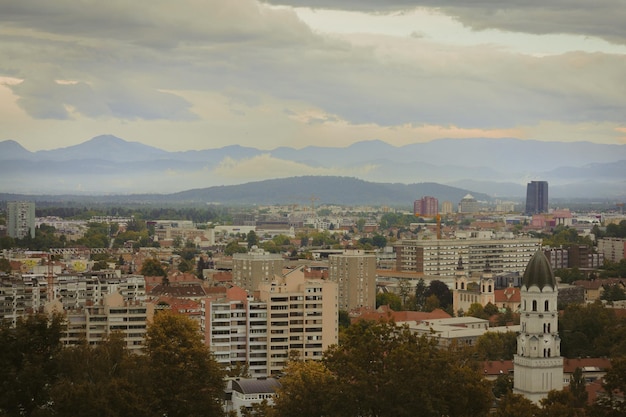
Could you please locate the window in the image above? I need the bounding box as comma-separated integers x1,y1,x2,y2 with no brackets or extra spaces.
544,300,549,312
532,300,537,312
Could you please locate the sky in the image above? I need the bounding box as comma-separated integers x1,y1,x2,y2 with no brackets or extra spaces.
1,0,626,153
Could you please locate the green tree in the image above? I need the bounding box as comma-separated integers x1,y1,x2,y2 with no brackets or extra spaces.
0,257,10,274
560,301,617,357
569,367,589,408
475,331,517,361
272,360,337,417
414,278,428,311
139,257,167,277
495,393,540,417
323,320,492,417
372,234,387,248
0,313,65,417
247,230,259,248
588,356,626,416
376,292,402,311
144,312,225,417
225,240,248,256
492,373,513,399
426,280,452,310
177,258,193,273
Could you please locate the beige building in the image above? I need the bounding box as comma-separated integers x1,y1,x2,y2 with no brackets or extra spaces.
394,238,541,277
328,249,377,311
597,237,626,263
452,258,495,315
61,292,154,353
257,267,338,375
232,247,285,292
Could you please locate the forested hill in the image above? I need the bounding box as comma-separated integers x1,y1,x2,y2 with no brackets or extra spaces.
149,176,492,206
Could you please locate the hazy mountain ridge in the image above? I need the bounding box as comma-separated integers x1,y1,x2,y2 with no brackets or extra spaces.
0,135,624,198
0,176,491,207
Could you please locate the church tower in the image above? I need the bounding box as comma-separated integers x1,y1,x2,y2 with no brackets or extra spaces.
513,250,563,403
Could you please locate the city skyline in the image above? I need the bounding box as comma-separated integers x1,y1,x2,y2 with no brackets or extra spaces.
1,0,625,166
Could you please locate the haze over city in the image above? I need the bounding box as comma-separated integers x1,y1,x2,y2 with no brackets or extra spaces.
1,0,625,162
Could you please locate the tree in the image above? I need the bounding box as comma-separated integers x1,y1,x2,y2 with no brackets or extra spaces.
376,292,402,311
372,234,387,249
139,257,166,277
177,258,193,273
475,331,517,361
144,312,225,417
247,230,259,248
272,360,337,417
323,320,492,417
569,367,589,408
0,257,10,274
0,313,65,417
426,280,453,309
225,240,248,256
414,278,428,311
494,393,540,417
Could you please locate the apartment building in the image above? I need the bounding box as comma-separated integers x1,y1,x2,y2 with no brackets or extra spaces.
7,201,36,239
1,272,150,351
597,238,626,263
202,268,337,377
201,286,269,377
257,267,338,375
328,249,376,310
63,292,153,353
232,247,285,292
394,237,541,277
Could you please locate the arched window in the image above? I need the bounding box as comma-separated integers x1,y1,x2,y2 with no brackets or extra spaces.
488,285,492,292
461,282,465,290
548,348,551,357
547,323,551,333
455,282,458,289
524,300,527,311
532,300,537,311
543,323,546,333
545,300,549,311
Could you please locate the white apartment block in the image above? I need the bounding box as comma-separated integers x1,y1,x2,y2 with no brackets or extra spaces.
394,238,541,277
7,201,36,239
201,268,338,377
258,267,338,376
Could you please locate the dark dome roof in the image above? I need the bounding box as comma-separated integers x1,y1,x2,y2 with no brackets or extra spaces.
232,378,281,395
522,250,556,290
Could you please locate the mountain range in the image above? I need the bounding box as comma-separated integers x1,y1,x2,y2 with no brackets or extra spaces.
0,135,624,201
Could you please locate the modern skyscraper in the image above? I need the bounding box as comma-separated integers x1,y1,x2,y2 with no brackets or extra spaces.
414,196,438,216
7,201,36,239
525,181,549,214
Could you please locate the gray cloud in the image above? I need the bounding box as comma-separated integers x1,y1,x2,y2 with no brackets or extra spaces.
0,0,624,131
263,0,626,44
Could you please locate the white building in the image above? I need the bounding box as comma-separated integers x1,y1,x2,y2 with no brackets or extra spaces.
513,250,563,403
7,201,36,239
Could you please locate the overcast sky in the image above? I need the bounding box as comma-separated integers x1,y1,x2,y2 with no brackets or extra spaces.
1,0,625,152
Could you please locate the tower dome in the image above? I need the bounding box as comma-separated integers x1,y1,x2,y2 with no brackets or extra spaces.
522,250,556,290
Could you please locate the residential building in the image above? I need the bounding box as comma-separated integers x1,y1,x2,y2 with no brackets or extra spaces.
257,267,338,375
514,251,563,403
441,201,453,215
458,194,480,213
394,238,541,277
232,247,284,292
62,292,153,353
225,378,281,417
7,201,36,239
201,286,269,377
414,196,438,216
597,238,626,263
525,181,549,214
328,249,377,310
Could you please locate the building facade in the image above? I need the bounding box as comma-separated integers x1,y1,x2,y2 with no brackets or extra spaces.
452,258,495,315
525,181,549,214
7,201,36,239
597,238,626,263
328,249,377,310
458,194,480,214
232,247,285,292
513,251,563,403
394,238,541,277
414,196,438,216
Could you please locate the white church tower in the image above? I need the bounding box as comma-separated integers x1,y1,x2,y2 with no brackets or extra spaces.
514,250,563,403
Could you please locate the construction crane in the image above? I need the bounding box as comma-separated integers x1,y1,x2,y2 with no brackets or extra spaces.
415,213,442,240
